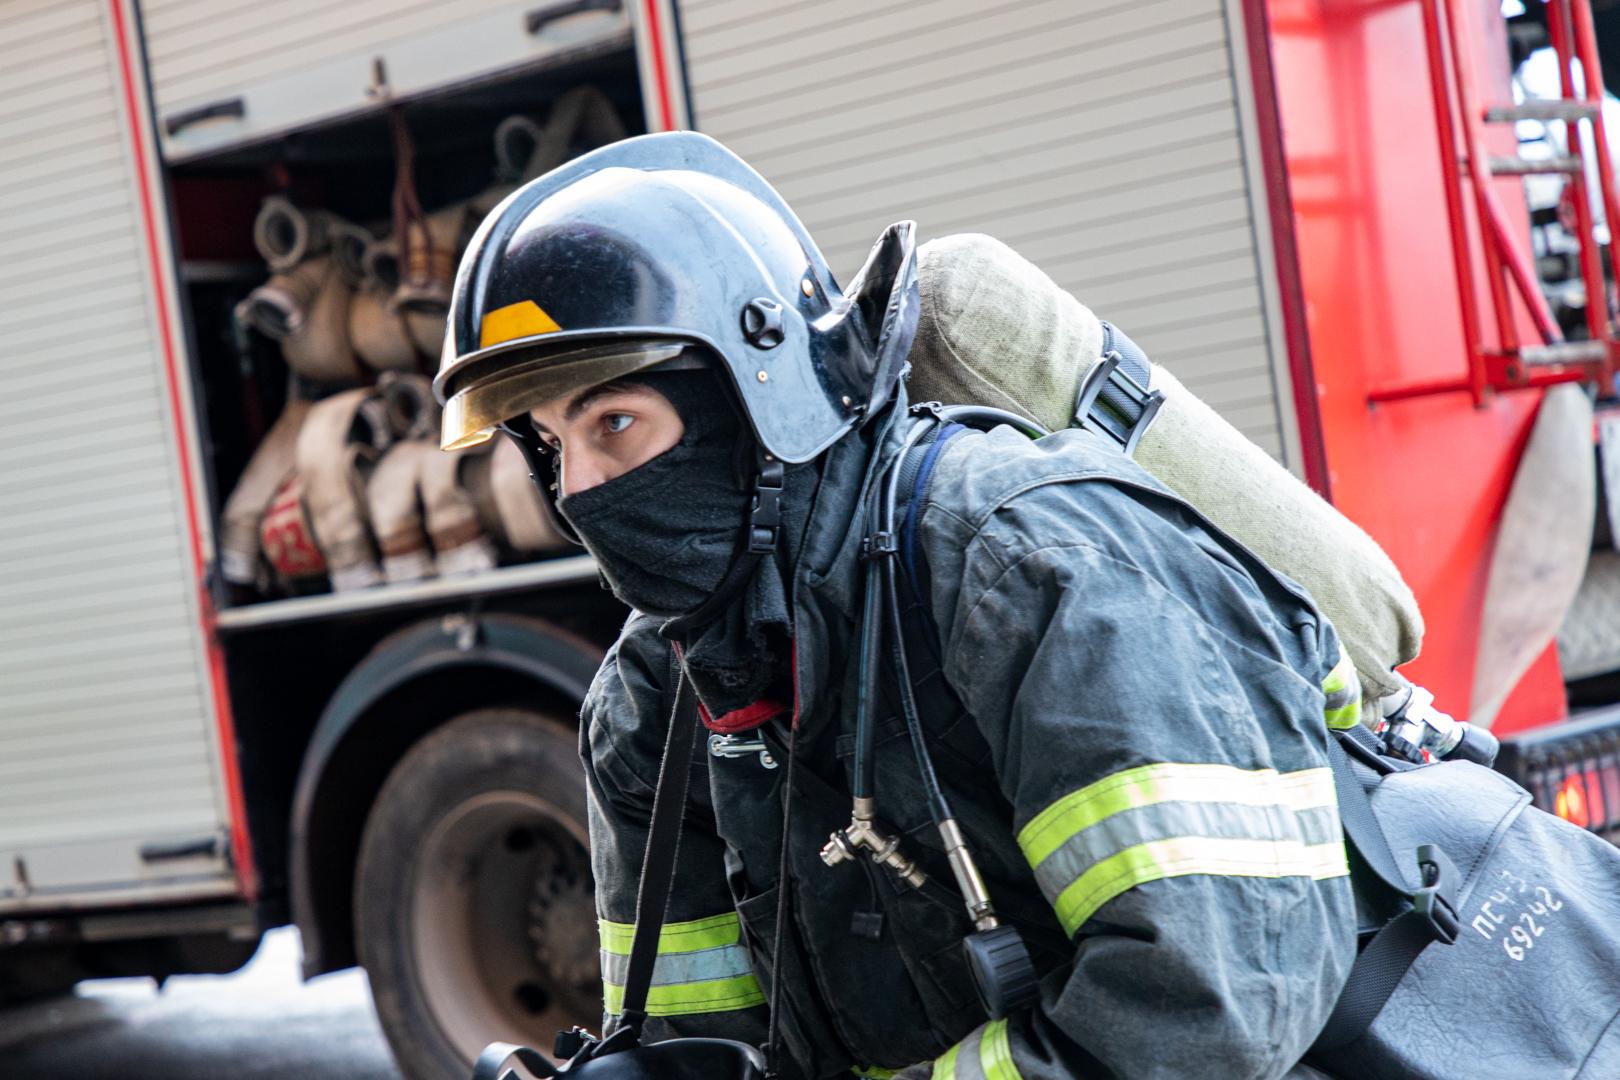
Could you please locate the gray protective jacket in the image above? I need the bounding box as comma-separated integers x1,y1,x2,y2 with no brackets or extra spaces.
582,413,1358,1080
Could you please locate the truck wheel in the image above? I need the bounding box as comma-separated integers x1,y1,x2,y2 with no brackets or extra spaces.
356,708,601,1080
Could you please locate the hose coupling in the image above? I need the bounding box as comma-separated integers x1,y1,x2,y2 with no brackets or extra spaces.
820,800,927,887
1378,685,1499,767
938,817,999,930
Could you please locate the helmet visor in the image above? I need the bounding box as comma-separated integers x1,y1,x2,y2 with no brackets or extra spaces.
440,339,687,449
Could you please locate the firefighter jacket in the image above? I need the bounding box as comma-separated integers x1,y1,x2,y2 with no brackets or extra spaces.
581,417,1360,1080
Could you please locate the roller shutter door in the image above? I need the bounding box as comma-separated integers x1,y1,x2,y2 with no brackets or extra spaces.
679,0,1303,465
141,0,634,161
0,0,236,913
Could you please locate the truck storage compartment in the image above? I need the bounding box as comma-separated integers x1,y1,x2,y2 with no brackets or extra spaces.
167,46,642,615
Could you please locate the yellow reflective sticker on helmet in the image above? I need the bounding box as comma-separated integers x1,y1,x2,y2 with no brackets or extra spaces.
480,300,561,348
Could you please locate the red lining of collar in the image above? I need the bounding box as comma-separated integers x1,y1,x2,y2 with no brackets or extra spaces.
697,697,785,734
671,637,799,733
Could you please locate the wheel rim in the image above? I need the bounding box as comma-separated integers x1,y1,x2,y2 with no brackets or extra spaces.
410,790,600,1064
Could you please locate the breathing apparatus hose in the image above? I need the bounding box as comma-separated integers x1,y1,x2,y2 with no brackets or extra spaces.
851,558,883,803
828,404,1045,1019
874,416,956,825
853,405,1046,804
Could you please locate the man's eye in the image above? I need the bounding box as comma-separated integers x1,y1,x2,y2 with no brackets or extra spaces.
604,413,634,434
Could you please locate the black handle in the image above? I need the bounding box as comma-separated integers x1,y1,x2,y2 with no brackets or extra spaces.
164,97,245,136
526,0,621,34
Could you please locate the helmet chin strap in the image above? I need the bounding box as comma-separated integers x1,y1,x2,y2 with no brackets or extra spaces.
658,444,782,640
498,415,786,639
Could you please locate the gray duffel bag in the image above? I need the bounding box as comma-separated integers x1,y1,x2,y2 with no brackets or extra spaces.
1309,726,1620,1078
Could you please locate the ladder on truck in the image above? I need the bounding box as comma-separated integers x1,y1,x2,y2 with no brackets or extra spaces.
1370,0,1620,405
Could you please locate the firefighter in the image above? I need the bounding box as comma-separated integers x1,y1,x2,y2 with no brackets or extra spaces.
436,133,1355,1080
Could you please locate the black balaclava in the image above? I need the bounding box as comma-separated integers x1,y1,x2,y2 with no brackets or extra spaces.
558,369,818,720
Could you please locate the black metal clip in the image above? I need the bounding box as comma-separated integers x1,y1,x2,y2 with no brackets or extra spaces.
861,532,899,561
748,455,785,554
1073,352,1165,456
1413,844,1460,945
554,1027,595,1061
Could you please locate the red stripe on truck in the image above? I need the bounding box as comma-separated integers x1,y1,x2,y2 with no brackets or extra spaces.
106,0,258,900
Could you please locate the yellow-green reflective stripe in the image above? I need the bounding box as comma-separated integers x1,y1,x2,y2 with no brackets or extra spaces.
1324,703,1361,730
1322,651,1354,695
602,973,765,1015
853,1068,897,1079
600,938,755,988
1018,763,1337,867
932,1041,961,1080
599,911,762,1016
1322,652,1361,730
979,1020,1019,1080
1051,835,1348,934
598,912,741,956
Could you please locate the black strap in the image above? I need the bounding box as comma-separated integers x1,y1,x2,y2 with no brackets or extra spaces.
659,449,782,639
616,667,701,1039
763,721,800,1078
660,550,764,639
1311,737,1460,1054
1312,908,1445,1051
1325,736,1412,899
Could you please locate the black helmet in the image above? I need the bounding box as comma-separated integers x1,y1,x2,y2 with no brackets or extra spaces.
433,132,919,464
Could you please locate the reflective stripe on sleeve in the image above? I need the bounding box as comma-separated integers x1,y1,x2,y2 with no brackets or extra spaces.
1018,763,1347,935
1322,650,1361,730
599,912,765,1015
930,1020,1018,1080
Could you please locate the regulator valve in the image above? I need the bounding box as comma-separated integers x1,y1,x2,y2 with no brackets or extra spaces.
820,798,927,887
1377,685,1499,767
963,924,1041,1021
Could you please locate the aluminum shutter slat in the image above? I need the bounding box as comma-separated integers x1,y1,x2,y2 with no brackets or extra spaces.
0,0,233,911
142,0,633,160
683,0,1296,463
694,7,1221,125
144,0,518,98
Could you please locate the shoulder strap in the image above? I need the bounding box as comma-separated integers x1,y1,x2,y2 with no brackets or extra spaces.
1326,734,1412,898
1311,735,1462,1054
616,667,701,1039
897,421,966,663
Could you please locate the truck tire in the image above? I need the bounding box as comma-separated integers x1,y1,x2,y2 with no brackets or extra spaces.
356,708,601,1080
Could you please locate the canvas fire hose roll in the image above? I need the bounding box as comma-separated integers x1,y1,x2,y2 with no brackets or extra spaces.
906,233,1426,720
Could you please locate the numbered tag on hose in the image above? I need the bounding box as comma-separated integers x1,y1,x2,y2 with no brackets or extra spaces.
962,925,1040,1019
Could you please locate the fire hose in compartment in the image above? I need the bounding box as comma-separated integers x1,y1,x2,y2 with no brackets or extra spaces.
219,91,620,603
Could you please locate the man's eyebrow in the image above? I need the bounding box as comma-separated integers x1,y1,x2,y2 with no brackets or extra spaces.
562,380,650,423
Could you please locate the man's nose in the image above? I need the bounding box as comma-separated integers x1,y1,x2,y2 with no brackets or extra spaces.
560,452,610,496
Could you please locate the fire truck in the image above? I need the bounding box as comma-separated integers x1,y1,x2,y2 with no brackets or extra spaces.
2,0,1618,1078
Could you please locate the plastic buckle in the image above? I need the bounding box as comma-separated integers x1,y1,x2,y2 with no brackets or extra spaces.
748,456,785,554
861,532,899,561
554,1027,595,1061
1073,352,1166,456
1413,844,1460,945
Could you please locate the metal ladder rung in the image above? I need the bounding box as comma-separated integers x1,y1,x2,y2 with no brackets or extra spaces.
1519,341,1609,365
1485,101,1599,122
1488,154,1583,175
